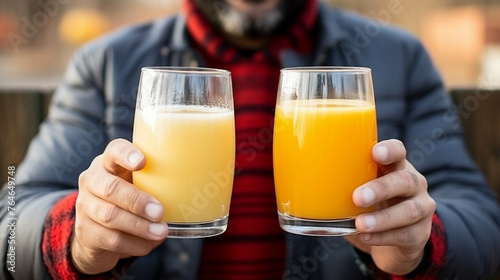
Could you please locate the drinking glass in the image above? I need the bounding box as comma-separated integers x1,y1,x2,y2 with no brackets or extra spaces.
133,67,235,238
273,67,378,236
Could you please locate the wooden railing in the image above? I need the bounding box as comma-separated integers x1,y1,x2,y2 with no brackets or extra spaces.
0,89,53,184
451,89,500,195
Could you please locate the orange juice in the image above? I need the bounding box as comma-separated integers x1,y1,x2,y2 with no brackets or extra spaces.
133,105,235,223
273,99,377,220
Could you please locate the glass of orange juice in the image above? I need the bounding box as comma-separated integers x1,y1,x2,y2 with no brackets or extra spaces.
133,67,235,238
273,67,378,236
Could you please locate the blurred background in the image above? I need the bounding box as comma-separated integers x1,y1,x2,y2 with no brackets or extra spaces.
1,2,500,277
0,0,499,89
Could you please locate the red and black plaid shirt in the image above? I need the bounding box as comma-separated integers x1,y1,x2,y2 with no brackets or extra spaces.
183,0,316,278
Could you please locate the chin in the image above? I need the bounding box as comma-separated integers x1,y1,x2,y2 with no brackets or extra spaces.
194,0,306,38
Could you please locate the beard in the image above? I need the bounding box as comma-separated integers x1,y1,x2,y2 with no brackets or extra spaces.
193,0,307,38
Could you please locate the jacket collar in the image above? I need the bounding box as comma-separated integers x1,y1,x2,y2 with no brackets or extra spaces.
171,14,189,52
280,1,349,67
163,14,205,67
168,1,348,67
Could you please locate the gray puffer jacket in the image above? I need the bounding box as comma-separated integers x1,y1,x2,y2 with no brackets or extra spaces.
1,2,500,280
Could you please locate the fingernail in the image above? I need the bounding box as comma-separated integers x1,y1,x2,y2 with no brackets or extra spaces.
363,215,376,230
376,145,388,160
361,233,372,242
359,187,375,206
149,223,168,237
145,203,163,220
128,152,142,166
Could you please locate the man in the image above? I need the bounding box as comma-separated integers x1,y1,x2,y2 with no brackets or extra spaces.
1,0,500,279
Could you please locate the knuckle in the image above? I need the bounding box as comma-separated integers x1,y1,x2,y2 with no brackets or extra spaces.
407,200,425,221
79,158,106,191
396,228,416,245
75,197,88,218
428,197,437,212
78,170,88,187
102,176,121,199
108,138,124,149
130,217,143,232
401,170,418,188
418,173,428,190
105,231,124,250
92,154,104,165
105,139,126,160
392,139,406,157
378,209,392,225
127,191,145,214
79,170,97,191
96,203,119,224
88,155,104,173
108,138,129,155
75,194,84,209
73,217,85,236
374,179,391,200
392,139,404,147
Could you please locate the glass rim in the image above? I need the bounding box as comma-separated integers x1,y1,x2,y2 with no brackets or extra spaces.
281,66,371,74
141,66,231,76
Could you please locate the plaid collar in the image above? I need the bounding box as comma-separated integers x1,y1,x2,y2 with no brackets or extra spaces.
183,0,318,63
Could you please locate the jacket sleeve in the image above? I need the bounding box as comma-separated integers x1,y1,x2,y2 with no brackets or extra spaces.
0,47,109,279
402,40,500,279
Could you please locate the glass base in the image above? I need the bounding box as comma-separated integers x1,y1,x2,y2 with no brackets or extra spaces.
278,212,359,236
167,215,228,238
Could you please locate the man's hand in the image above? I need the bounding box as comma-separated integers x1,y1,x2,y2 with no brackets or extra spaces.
344,139,436,276
72,139,168,275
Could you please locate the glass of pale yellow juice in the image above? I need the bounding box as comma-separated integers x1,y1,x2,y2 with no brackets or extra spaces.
273,67,378,236
133,67,235,238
